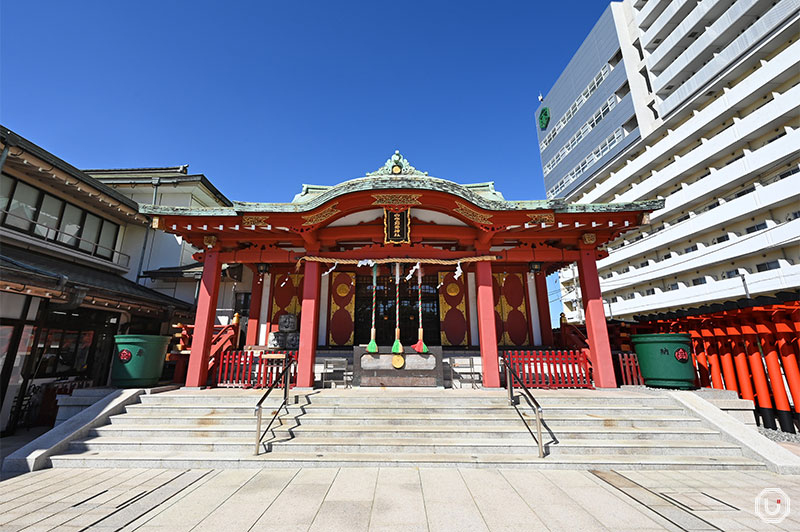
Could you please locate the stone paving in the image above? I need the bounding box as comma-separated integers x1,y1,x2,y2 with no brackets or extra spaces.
1,467,799,531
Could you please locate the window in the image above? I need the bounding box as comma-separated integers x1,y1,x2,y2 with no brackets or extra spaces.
716,234,730,243
684,244,698,253
639,261,649,268
662,253,672,260
756,260,779,272
645,288,655,296
675,214,690,223
2,173,121,262
5,180,39,230
746,222,767,234
692,277,707,286
667,283,679,291
620,266,630,274
35,195,64,240
724,269,739,278
735,185,755,198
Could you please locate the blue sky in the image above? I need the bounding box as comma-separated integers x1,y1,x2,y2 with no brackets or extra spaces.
1,1,609,322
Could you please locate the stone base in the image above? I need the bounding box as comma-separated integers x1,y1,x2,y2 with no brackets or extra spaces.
352,346,443,387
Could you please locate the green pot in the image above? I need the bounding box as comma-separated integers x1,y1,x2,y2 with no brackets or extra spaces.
111,335,171,388
630,333,696,389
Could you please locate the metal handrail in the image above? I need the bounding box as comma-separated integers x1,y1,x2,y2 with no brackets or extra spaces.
501,354,545,458
253,354,295,455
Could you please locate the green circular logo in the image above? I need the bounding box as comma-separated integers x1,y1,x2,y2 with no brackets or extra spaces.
538,107,550,130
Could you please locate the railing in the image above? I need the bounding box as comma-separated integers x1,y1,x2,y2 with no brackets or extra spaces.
503,349,593,389
254,354,296,455
559,322,589,350
217,349,298,388
500,353,545,458
1,208,131,267
613,351,645,386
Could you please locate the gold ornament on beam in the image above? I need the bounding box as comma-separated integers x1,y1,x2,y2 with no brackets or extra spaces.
203,235,218,248
372,193,423,207
582,233,597,245
302,202,341,226
453,202,493,225
528,213,555,224
242,215,270,226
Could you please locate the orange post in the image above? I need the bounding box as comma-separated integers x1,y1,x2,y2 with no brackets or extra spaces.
718,322,738,393
701,324,723,389
689,329,710,387
741,322,777,430
759,324,795,433
728,322,755,404
772,315,800,415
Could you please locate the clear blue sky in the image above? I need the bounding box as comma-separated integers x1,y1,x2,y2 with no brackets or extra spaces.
1,0,608,324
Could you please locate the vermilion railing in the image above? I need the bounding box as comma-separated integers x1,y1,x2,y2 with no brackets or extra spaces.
503,349,593,389
614,351,645,386
216,350,298,389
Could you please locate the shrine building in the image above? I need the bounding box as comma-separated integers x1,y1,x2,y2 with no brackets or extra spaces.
143,151,662,389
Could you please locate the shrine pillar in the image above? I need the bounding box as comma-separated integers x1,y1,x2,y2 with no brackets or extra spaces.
576,244,616,388
534,273,554,346
245,265,264,346
475,261,501,387
186,249,222,387
297,261,321,387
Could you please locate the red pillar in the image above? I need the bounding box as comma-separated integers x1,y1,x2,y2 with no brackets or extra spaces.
186,249,222,387
742,323,777,430
770,315,800,416
245,266,264,346
689,329,710,387
576,247,616,388
475,261,501,388
533,273,554,346
296,261,321,388
702,325,724,389
718,323,739,393
729,323,755,403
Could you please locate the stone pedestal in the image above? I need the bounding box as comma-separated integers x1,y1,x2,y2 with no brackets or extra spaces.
352,346,443,387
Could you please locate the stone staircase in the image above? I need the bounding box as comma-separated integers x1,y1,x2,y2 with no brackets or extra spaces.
49,388,766,470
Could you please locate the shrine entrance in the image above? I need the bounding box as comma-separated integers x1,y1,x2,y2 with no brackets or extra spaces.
353,274,440,347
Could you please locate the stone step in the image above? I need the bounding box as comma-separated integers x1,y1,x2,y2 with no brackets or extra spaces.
66,436,743,457
137,392,675,407
110,411,704,428
48,450,766,470
90,423,723,441
124,403,685,417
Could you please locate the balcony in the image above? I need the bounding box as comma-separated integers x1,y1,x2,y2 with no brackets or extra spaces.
607,262,800,317
597,171,800,268
578,38,800,203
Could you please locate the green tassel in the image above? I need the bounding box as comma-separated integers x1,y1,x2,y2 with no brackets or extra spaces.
367,338,378,353
392,339,403,353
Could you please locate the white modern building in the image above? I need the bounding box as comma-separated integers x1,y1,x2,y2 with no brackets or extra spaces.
537,0,800,321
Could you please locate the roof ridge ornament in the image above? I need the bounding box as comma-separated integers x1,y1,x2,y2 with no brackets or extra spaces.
367,150,428,177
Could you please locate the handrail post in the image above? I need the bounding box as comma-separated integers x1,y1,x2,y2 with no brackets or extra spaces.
505,359,513,405
283,358,290,410
254,407,262,455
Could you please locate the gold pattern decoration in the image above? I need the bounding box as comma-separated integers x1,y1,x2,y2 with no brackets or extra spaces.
439,272,468,347
446,283,460,297
203,235,217,248
453,202,493,225
392,354,405,369
151,216,165,230
336,283,351,297
582,233,597,245
494,273,529,347
383,208,411,244
242,215,270,226
302,202,341,226
271,274,303,323
328,272,355,346
528,213,555,224
372,194,422,206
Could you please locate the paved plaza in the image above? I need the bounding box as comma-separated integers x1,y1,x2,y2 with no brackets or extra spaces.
1,467,798,531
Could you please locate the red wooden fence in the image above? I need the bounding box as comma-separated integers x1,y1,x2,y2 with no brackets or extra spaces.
614,351,645,386
215,350,297,389
503,350,593,389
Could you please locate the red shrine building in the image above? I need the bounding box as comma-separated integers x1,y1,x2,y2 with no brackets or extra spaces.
143,152,662,389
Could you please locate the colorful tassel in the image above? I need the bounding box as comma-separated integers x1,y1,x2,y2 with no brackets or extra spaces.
392,262,403,354
367,264,378,353
412,263,428,353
